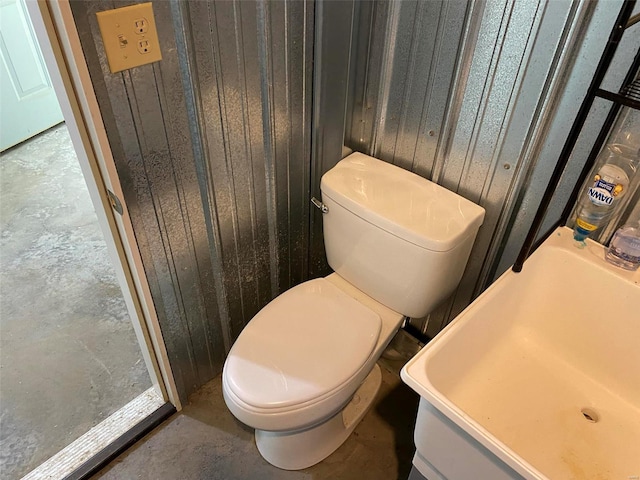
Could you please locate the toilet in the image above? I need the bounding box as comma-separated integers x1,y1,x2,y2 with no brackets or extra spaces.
222,152,485,470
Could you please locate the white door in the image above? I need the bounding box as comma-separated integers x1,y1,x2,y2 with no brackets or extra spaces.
0,0,63,151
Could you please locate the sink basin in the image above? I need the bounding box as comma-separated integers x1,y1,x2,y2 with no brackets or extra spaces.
401,227,640,480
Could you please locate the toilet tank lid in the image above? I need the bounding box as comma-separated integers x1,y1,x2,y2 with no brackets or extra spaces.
224,279,381,409
321,153,486,252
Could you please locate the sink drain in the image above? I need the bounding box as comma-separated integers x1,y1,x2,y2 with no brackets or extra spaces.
581,407,599,423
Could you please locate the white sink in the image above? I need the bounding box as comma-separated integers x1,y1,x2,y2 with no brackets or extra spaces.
401,227,640,480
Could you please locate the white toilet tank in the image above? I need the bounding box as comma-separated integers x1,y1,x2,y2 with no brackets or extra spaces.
320,152,485,318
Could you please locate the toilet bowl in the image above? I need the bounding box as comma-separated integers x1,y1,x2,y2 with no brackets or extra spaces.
223,274,404,469
222,153,485,470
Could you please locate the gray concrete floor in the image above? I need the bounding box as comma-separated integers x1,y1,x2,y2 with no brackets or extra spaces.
0,124,151,479
95,363,420,480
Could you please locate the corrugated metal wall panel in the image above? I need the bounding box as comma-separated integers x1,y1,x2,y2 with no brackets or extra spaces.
494,0,639,279
71,0,225,398
190,0,273,345
430,0,553,332
340,0,634,337
346,0,469,178
309,0,356,278
342,0,476,334
71,0,313,400
182,0,313,343
341,0,475,335
71,0,635,400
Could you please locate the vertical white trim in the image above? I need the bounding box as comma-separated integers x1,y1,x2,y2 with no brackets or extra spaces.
25,0,181,409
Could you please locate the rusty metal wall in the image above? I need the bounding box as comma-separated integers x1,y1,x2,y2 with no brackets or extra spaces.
71,0,313,400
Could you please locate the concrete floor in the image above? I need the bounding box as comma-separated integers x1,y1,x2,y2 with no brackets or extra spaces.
95,363,420,480
0,125,151,479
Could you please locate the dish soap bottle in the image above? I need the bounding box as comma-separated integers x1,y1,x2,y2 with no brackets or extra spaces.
573,144,637,242
605,222,640,271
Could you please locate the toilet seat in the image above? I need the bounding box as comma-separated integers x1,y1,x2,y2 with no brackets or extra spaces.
225,279,381,410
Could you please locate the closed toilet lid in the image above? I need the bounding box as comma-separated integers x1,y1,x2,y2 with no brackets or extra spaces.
224,278,381,409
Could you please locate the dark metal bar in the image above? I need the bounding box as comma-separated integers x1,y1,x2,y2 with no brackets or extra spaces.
512,0,636,273
559,104,624,223
595,87,640,110
560,47,640,225
626,12,640,28
531,218,564,253
63,402,176,480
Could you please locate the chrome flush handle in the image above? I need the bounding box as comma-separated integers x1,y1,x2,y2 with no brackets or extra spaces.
311,197,329,214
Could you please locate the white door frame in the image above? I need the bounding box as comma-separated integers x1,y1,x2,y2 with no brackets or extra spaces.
25,0,180,409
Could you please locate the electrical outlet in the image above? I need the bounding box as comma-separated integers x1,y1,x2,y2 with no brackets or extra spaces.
134,18,148,34
96,2,162,73
137,40,151,54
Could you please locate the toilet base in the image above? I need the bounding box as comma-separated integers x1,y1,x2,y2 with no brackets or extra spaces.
255,363,383,470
